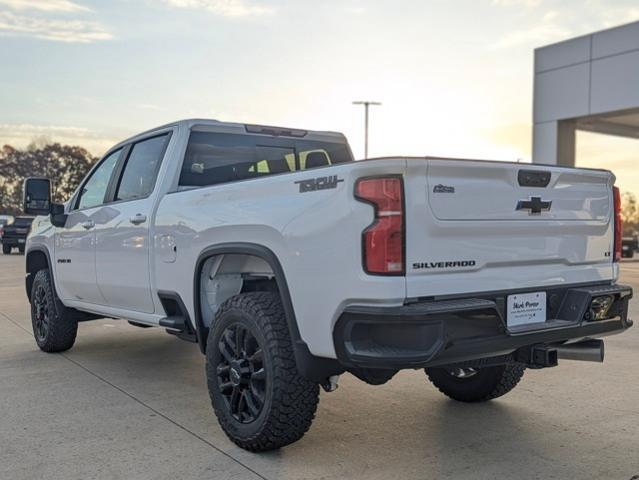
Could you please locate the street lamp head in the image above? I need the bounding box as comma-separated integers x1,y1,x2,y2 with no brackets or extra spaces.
352,101,382,106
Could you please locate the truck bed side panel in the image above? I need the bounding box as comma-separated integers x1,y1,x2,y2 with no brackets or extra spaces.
154,159,407,358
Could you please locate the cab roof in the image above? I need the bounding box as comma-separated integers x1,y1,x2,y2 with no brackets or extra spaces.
110,118,348,153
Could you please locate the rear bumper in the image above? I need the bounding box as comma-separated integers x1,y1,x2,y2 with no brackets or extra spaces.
333,282,633,369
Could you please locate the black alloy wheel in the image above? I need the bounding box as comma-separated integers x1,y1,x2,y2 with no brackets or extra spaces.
206,292,320,452
216,322,267,423
32,283,51,343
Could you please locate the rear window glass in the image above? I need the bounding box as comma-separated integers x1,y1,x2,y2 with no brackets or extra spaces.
178,131,353,188
14,217,33,226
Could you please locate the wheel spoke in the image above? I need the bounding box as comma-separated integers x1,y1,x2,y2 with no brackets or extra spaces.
230,387,241,415
223,329,238,357
218,342,234,363
237,391,247,418
235,326,246,356
250,383,265,403
217,364,230,376
448,367,478,379
251,368,266,382
248,348,263,364
218,381,233,394
244,389,261,417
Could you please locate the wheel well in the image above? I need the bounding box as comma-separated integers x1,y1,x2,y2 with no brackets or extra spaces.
193,243,344,382
25,249,49,300
198,253,279,333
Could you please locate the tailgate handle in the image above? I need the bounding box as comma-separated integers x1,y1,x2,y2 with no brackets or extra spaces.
518,170,551,188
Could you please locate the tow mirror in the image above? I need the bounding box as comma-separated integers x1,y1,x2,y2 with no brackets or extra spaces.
23,178,51,215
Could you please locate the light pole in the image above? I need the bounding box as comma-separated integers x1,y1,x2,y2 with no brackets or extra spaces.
352,100,381,159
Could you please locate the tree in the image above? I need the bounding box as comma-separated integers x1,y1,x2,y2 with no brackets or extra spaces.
621,191,639,237
0,143,97,215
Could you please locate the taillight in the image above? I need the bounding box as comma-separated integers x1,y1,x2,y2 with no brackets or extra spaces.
614,186,622,262
355,176,405,275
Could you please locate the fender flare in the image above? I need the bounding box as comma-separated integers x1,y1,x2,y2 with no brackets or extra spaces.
25,246,56,300
193,242,343,382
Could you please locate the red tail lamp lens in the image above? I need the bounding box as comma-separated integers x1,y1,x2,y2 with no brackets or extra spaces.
355,177,404,275
613,186,622,262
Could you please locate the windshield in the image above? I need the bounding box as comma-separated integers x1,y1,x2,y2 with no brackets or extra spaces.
13,217,34,226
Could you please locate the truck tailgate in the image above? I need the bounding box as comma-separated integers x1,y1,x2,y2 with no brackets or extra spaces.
404,159,616,298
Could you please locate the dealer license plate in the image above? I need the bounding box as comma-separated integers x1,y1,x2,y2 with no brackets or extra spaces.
507,292,546,328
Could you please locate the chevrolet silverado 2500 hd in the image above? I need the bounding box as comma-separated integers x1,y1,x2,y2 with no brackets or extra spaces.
23,119,633,451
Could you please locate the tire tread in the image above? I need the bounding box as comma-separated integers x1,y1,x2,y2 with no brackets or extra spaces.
425,363,526,403
31,269,78,352
206,292,319,452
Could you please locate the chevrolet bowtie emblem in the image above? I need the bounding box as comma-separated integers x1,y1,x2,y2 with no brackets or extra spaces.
516,196,552,215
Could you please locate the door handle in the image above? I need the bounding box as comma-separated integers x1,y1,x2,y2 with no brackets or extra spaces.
129,213,147,225
80,220,95,230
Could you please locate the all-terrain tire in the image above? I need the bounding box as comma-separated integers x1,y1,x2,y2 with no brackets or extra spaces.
425,364,526,403
2,244,11,254
30,269,78,352
206,292,320,452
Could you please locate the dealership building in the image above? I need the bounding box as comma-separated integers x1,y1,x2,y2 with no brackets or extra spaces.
533,20,639,166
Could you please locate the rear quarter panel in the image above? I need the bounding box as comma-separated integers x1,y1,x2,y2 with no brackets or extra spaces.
154,159,408,358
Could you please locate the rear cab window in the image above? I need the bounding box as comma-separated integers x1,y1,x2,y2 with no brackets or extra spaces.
178,130,353,188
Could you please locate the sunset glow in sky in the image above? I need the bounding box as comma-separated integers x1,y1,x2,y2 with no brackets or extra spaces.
1,0,638,190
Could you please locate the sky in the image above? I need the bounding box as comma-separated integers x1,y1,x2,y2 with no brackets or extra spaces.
0,0,638,190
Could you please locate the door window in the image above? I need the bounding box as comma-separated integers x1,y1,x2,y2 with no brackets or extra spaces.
76,149,121,210
115,134,169,202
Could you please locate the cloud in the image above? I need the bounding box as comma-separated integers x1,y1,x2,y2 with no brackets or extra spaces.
492,0,543,7
602,7,639,28
491,11,571,49
137,103,165,111
344,6,366,15
0,123,120,155
0,11,111,42
161,0,273,17
0,0,89,12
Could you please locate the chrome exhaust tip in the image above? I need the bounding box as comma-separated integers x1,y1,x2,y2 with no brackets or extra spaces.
556,339,604,363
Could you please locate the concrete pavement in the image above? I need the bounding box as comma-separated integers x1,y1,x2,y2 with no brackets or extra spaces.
1,253,638,479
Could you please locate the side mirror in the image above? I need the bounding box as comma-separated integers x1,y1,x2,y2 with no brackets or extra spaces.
23,178,51,215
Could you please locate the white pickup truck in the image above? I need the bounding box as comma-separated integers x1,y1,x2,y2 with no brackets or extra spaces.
23,119,633,452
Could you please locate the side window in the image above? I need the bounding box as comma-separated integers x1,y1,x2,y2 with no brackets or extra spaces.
115,134,169,202
76,149,121,210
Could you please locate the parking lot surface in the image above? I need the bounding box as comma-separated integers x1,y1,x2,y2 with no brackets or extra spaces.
1,253,638,480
